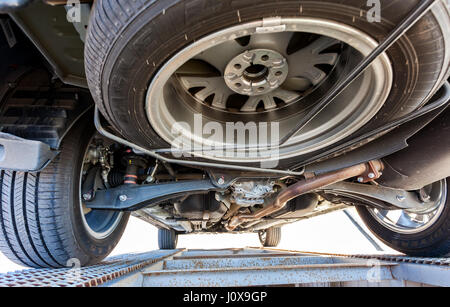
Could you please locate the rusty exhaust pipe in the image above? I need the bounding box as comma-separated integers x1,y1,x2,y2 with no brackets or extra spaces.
225,160,383,231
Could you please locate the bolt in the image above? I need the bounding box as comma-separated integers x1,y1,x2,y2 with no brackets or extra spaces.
217,177,225,185
421,194,431,202
368,173,375,179
82,193,92,201
357,177,364,183
145,176,155,184
119,195,128,202
396,195,406,202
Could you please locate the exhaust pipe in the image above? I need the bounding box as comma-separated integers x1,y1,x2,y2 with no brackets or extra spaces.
226,160,383,231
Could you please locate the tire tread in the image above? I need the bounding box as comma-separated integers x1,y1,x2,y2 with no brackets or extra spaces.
0,119,129,268
158,228,178,249
261,227,281,247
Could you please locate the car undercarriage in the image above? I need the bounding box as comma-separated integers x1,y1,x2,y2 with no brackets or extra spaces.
0,0,449,268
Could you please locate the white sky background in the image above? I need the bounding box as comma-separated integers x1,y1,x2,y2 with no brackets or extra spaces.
0,207,397,273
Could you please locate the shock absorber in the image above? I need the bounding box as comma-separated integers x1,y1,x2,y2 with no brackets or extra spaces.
122,150,148,185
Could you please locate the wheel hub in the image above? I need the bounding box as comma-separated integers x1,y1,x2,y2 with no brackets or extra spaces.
224,49,288,96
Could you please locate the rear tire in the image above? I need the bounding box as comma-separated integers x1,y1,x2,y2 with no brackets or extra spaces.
0,117,129,268
356,178,449,257
258,227,281,247
158,228,178,250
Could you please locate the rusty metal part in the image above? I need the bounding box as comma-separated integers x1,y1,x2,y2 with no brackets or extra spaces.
226,160,383,230
142,248,448,287
358,160,383,183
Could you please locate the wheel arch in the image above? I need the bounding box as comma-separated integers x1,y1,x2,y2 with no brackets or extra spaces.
0,67,94,172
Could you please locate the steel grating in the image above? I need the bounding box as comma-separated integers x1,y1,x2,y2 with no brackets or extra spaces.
0,249,181,287
249,248,450,266
348,255,450,266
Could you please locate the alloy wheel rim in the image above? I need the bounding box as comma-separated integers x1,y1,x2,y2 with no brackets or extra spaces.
79,135,123,240
368,180,447,234
146,18,393,162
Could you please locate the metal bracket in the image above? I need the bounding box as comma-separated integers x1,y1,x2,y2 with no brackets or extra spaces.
0,132,58,172
64,3,91,42
356,160,382,183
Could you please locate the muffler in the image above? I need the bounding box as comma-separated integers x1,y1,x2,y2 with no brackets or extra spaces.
226,160,383,230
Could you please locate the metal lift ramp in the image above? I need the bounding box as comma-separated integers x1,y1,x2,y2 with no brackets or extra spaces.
0,248,448,287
